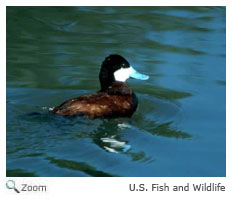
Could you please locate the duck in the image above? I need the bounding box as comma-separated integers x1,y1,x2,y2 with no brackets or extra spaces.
51,54,149,118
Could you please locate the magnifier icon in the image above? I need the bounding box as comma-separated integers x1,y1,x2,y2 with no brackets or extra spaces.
6,180,20,193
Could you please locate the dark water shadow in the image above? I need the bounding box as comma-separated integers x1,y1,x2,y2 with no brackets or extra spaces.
146,121,190,138
7,169,38,177
45,157,118,177
132,113,191,139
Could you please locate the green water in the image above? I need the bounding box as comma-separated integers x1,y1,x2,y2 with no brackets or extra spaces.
6,6,226,177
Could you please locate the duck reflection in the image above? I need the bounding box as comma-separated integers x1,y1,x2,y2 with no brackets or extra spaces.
90,119,131,153
88,119,153,162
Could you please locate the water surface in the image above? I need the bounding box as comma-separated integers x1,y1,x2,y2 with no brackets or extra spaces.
6,6,226,177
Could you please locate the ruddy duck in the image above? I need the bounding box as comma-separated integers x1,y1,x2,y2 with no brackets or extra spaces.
51,54,149,118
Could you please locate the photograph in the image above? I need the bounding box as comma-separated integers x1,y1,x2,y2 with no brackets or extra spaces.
6,6,226,177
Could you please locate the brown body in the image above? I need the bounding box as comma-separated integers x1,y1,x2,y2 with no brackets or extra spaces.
51,82,138,118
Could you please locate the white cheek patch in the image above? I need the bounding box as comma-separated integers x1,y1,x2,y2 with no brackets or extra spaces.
114,67,132,82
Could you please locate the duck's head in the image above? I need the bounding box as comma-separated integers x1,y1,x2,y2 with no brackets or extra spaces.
99,54,149,91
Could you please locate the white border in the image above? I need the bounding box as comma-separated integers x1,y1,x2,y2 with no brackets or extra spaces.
0,0,229,6
1,1,231,199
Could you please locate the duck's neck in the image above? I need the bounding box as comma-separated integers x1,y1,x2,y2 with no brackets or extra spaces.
99,67,115,91
100,81,132,96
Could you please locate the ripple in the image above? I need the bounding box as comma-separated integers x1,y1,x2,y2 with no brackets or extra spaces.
144,40,205,55
135,84,192,100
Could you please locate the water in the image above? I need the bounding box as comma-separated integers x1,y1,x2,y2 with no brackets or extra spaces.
6,6,226,177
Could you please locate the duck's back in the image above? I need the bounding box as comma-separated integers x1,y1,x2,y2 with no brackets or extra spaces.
51,82,138,118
